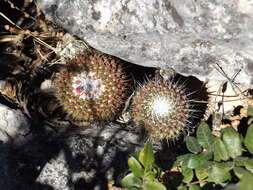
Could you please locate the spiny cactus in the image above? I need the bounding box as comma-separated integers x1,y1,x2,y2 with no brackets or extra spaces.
54,52,130,121
131,79,191,139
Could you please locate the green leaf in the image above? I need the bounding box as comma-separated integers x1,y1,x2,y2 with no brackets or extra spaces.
221,161,234,170
139,142,155,169
247,117,253,125
178,185,187,190
144,181,167,190
247,106,253,116
173,154,192,167
199,151,213,162
182,154,192,172
233,167,252,179
189,184,200,190
128,157,144,177
182,168,194,183
121,173,142,188
185,136,202,154
222,127,242,159
244,125,253,154
144,171,156,181
224,185,238,190
244,159,253,173
214,137,229,161
238,172,253,190
235,157,249,166
195,160,213,171
186,154,201,169
132,150,141,160
208,162,232,183
196,122,214,150
195,169,209,180
129,188,141,190
186,152,212,169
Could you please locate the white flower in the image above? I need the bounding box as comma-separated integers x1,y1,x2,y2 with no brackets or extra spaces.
150,95,173,119
72,72,105,100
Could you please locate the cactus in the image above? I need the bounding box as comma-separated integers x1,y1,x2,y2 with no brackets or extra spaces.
54,52,130,121
131,79,191,139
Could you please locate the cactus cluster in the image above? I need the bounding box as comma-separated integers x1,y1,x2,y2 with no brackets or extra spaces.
54,52,129,121
54,51,193,140
131,79,190,139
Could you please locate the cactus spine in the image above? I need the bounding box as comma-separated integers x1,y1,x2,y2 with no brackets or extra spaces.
131,79,191,139
54,52,130,121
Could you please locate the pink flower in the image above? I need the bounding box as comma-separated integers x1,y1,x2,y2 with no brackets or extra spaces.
74,80,81,85
75,87,83,94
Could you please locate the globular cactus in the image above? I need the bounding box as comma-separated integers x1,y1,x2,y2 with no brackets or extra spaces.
131,79,191,139
54,52,130,121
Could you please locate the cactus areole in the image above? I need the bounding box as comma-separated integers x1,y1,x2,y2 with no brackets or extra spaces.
54,52,129,121
132,80,190,139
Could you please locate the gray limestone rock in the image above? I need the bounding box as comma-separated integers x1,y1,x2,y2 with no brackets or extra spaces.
0,104,31,189
36,0,253,87
0,103,30,145
36,151,71,190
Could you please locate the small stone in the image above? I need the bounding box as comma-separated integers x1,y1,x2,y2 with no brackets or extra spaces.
0,80,7,91
36,151,72,190
40,79,54,92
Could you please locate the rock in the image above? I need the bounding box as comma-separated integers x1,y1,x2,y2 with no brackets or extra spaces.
0,103,31,189
37,0,253,87
0,103,30,145
36,150,71,190
0,81,7,91
36,124,143,189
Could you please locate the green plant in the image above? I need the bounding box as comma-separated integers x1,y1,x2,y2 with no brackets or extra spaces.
173,119,253,190
123,105,253,190
131,79,190,140
54,52,130,121
121,142,167,190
